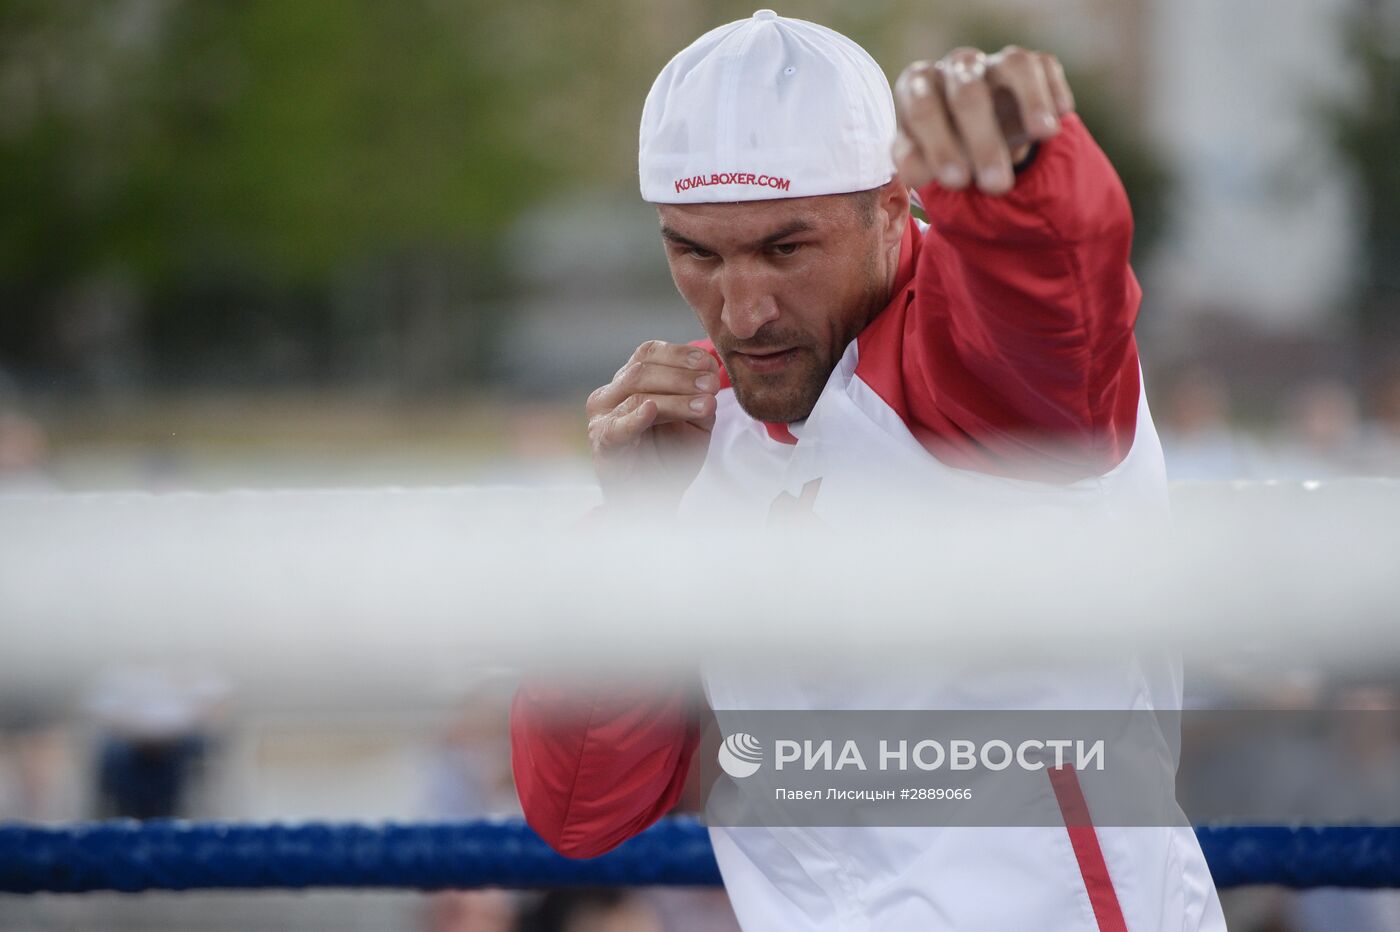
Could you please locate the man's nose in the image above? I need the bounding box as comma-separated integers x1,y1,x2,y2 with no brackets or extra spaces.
719,269,780,341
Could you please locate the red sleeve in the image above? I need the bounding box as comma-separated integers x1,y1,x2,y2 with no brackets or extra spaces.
859,114,1141,482
509,675,702,859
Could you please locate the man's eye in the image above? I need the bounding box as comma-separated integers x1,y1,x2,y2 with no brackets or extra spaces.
687,247,717,260
770,242,803,257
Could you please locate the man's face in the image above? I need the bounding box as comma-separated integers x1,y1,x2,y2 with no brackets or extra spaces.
657,188,902,423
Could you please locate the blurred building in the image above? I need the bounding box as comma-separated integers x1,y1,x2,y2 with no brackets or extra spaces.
1144,0,1359,332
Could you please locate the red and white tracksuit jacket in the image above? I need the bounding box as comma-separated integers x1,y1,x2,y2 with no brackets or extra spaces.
512,116,1227,932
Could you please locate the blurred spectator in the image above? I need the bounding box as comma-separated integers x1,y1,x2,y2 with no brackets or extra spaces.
1263,380,1364,479
423,700,519,820
480,404,593,486
429,889,518,932
0,706,68,822
641,890,743,932
514,890,664,932
1158,370,1258,480
85,665,230,819
1358,370,1400,475
1286,685,1400,932
423,686,525,932
1182,678,1400,932
0,392,66,824
0,407,55,493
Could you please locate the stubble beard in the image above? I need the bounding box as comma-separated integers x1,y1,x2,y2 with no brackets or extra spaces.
726,344,828,424
725,250,888,425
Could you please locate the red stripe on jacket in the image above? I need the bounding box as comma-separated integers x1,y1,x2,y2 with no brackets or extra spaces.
1048,764,1130,932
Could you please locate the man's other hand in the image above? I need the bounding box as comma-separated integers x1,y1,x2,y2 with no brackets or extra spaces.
893,46,1076,196
586,340,720,509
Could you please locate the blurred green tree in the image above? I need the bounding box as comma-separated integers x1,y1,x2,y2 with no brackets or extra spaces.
0,0,597,391
0,0,1175,394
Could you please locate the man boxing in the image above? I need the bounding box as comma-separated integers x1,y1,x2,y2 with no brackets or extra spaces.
513,11,1226,931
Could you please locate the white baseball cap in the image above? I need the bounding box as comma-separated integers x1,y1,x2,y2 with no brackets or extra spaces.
639,9,896,204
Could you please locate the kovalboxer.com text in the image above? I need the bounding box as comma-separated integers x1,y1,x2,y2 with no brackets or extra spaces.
772,739,1106,772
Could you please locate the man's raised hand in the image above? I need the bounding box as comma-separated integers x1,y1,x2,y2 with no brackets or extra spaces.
586,340,720,509
893,46,1076,196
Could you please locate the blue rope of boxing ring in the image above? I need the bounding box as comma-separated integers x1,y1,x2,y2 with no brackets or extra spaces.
1,818,1398,893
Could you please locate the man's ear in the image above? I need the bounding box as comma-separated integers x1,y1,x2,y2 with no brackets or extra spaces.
877,177,910,250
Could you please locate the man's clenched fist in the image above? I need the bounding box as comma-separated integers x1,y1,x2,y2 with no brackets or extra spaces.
893,46,1077,196
586,340,720,508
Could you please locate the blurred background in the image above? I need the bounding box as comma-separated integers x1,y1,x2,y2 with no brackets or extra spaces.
1,0,1399,929
4,0,1400,493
